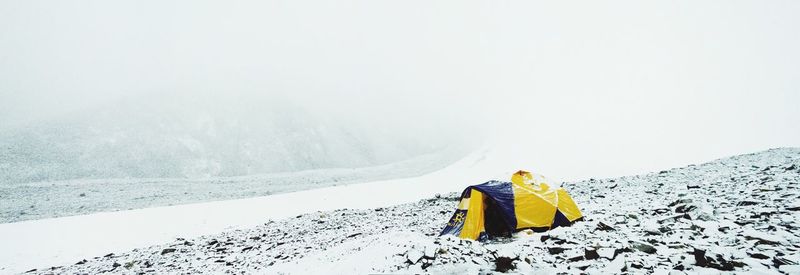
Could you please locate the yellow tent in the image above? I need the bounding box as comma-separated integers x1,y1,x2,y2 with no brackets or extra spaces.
440,170,584,240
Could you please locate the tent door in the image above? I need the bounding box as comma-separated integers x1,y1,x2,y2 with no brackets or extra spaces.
483,198,513,238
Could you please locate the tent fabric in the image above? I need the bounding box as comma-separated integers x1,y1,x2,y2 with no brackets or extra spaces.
440,171,584,241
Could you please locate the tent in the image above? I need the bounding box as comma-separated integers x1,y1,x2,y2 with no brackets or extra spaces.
440,170,583,241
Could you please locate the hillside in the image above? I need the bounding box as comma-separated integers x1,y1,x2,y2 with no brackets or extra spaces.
20,148,800,274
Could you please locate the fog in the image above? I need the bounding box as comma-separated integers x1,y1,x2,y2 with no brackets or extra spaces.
1,0,799,182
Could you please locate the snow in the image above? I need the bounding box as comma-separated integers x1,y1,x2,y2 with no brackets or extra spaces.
3,147,800,274
0,149,492,274
267,231,430,275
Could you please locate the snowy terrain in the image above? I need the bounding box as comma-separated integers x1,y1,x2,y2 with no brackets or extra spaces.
0,148,464,223
5,148,799,274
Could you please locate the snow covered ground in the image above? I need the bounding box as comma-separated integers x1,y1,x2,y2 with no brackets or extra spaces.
3,148,800,274
0,147,492,274
0,148,466,223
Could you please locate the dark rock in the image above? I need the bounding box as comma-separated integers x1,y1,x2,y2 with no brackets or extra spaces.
668,199,693,207
596,222,615,231
112,262,121,268
773,256,797,267
693,249,708,267
547,247,566,254
76,259,87,265
540,235,550,242
79,193,86,197
161,248,176,255
693,249,735,271
585,248,599,260
567,255,585,262
495,256,516,272
737,200,760,206
347,233,362,238
748,253,770,260
241,246,253,252
675,204,697,213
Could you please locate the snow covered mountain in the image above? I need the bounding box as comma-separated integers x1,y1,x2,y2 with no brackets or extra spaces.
0,93,478,184
3,148,798,274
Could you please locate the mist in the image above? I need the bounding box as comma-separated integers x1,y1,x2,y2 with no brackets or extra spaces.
1,0,799,182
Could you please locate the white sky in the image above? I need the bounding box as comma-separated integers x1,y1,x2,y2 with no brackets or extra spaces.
1,0,798,180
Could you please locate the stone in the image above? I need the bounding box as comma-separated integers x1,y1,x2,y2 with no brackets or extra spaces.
547,247,566,254
604,255,627,273
630,241,657,254
495,256,516,272
596,221,615,231
598,248,616,260
585,248,600,260
406,249,423,264
423,245,437,259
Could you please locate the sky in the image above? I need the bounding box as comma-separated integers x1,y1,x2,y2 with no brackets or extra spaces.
1,0,799,181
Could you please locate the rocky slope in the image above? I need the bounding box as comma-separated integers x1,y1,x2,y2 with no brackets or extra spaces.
26,148,800,274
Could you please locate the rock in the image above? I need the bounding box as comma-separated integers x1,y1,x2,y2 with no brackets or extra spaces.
495,256,516,272
161,248,176,255
406,249,423,264
630,241,657,254
604,255,627,273
596,221,615,231
693,248,737,271
78,193,86,197
598,248,616,259
674,204,697,213
472,257,488,266
658,214,685,224
742,229,787,245
737,200,760,206
423,245,437,259
547,247,566,254
748,253,770,260
585,248,599,260
774,256,797,267
669,199,693,207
